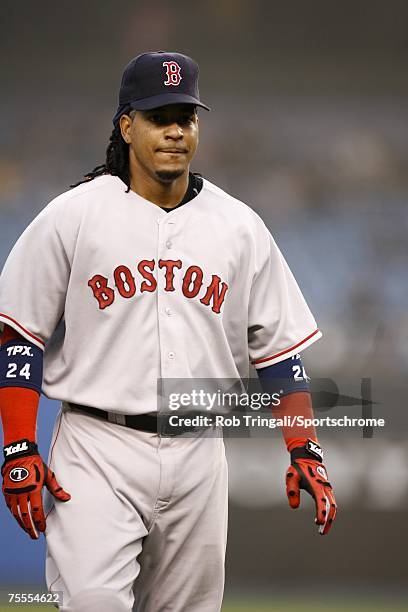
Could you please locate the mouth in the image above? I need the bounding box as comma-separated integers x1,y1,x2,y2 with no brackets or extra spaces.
157,148,188,155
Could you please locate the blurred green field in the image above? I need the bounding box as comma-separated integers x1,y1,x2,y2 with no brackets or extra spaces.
1,598,408,611
222,601,408,612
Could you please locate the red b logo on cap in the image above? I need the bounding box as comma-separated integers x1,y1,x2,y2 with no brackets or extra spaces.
163,61,182,86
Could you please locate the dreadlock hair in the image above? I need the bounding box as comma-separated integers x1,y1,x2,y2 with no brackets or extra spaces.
70,122,131,191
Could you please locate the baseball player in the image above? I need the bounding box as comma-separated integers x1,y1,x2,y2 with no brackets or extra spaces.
0,52,337,611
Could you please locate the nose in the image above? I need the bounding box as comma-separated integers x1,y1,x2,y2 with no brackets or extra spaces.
164,123,184,140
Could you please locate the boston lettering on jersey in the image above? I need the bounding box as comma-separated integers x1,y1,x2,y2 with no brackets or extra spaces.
88,258,229,314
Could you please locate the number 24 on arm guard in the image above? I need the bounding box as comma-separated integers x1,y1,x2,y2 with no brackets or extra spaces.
0,339,43,394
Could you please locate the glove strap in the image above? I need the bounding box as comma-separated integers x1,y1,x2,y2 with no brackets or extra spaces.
290,438,323,463
3,438,38,463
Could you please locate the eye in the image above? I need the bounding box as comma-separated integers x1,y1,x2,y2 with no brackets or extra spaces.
178,114,195,126
149,114,165,125
147,111,195,126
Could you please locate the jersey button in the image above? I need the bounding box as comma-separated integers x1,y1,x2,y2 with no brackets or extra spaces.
166,240,172,249
165,307,172,316
168,351,175,359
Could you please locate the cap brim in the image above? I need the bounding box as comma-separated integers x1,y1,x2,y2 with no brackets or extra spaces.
130,93,210,112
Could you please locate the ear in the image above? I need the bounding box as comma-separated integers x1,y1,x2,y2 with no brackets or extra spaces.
119,114,133,144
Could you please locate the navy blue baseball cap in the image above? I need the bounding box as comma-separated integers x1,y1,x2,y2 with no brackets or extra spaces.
112,51,210,125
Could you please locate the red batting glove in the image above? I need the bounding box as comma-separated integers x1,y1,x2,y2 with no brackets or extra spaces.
285,439,337,535
2,438,70,540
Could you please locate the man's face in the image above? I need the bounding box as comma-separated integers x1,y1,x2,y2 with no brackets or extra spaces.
120,104,199,183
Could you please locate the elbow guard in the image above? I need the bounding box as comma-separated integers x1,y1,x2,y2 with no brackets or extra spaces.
0,339,43,395
257,354,310,397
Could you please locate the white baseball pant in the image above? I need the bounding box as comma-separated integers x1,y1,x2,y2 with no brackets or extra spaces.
45,403,228,612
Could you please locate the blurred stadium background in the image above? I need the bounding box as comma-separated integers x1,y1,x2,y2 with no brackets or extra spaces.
1,0,408,610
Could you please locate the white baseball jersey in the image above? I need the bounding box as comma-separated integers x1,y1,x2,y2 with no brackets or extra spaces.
0,175,321,414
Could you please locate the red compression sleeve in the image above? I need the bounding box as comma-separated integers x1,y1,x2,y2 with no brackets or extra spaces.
273,391,319,452
0,325,39,445
1,325,21,345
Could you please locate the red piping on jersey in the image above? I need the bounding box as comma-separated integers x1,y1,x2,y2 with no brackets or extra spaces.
251,329,321,365
0,313,44,346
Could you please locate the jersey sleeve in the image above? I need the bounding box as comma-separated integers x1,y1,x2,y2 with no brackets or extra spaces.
248,222,322,369
0,201,71,350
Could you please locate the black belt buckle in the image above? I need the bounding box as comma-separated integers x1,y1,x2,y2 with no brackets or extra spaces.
157,413,179,437
157,412,210,437
124,413,159,434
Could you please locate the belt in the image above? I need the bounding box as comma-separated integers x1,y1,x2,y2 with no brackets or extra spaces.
67,403,210,436
68,403,160,433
